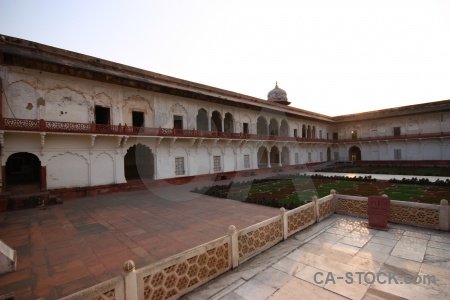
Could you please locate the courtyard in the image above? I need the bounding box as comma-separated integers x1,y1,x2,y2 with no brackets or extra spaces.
0,185,278,299
0,170,449,299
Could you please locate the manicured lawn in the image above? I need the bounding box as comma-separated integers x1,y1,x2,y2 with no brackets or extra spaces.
320,165,450,176
193,174,448,209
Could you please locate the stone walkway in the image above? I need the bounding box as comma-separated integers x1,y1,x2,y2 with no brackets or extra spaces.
0,185,278,299
185,215,450,300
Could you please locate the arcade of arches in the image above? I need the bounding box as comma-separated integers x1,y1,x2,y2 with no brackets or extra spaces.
257,146,290,168
196,109,234,133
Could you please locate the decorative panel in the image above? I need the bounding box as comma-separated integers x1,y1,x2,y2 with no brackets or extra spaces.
389,205,439,229
238,219,282,259
141,243,229,300
336,197,368,217
288,205,315,234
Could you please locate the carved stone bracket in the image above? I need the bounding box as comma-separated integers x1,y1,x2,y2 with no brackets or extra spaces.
232,145,238,155
169,138,177,156
208,139,219,155
188,138,197,154
277,141,287,149
40,133,46,156
236,139,245,149
156,137,163,148
119,136,128,154
196,138,204,154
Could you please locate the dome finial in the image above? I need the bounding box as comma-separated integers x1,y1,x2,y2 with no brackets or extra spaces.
267,82,291,105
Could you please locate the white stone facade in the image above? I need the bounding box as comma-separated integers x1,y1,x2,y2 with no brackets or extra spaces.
0,36,449,191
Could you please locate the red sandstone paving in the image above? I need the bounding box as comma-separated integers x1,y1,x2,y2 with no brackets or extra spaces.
0,188,278,300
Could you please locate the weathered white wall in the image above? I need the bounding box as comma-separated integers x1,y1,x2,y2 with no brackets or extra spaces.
1,65,450,191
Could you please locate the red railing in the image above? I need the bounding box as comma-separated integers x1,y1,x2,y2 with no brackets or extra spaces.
1,117,449,143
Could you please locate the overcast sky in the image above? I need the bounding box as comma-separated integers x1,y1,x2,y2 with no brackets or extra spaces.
1,0,450,116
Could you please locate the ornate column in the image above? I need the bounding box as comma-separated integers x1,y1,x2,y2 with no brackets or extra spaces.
208,112,212,131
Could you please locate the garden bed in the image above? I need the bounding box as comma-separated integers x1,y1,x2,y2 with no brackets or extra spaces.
192,174,450,209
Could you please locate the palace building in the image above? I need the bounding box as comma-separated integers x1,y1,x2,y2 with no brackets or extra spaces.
0,35,449,199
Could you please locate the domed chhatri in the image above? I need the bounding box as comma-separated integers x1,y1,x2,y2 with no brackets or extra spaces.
267,82,291,105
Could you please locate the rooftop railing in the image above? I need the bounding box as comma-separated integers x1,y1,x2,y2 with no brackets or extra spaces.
1,117,449,143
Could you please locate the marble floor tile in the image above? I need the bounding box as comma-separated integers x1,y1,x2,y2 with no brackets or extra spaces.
295,265,327,287
340,232,373,248
320,232,347,241
370,273,446,300
403,230,431,241
374,229,404,241
233,279,276,300
381,255,421,277
423,254,450,268
268,278,347,300
219,291,246,300
324,276,369,300
330,242,360,255
390,247,425,263
272,257,307,275
326,226,353,236
254,267,293,289
420,262,450,282
428,240,450,251
319,248,354,264
298,242,328,255
347,255,383,273
369,236,398,247
361,242,394,254
426,246,450,259
429,235,450,244
395,236,428,252
308,236,339,248
356,250,390,263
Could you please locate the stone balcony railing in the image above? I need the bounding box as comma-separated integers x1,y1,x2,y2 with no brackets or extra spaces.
1,117,449,143
59,192,449,300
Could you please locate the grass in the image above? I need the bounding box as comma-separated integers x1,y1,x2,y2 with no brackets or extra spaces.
321,166,449,176
193,175,444,209
383,184,424,201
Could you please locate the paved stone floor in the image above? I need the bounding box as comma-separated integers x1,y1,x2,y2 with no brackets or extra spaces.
185,215,450,300
0,184,278,299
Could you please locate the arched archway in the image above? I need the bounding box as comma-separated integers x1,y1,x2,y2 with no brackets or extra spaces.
6,152,41,188
270,146,280,166
307,125,312,138
327,147,331,161
124,144,155,181
312,126,316,138
224,113,233,133
280,120,289,137
211,111,222,132
281,146,290,165
269,118,279,136
349,146,361,161
196,108,208,131
257,146,268,168
257,116,268,135
302,125,306,138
